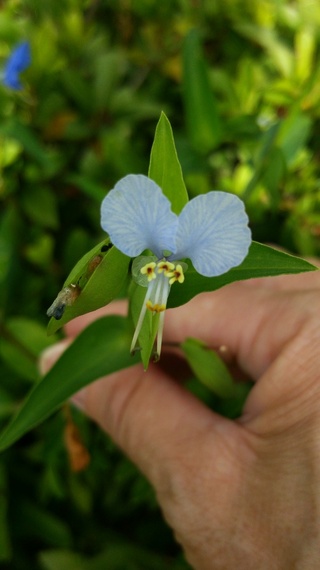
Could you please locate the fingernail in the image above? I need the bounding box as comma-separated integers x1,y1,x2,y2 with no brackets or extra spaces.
39,341,70,375
71,388,87,411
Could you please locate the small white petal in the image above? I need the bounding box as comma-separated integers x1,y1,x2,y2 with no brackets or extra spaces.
101,174,178,258
173,192,251,277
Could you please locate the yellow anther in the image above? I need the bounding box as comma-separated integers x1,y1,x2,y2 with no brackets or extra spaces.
169,264,185,285
141,261,157,281
157,261,175,275
146,300,166,313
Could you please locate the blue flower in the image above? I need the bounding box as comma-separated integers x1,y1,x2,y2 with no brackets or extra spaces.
101,174,251,357
3,41,31,90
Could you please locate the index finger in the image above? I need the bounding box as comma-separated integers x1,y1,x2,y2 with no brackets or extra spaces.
64,273,320,381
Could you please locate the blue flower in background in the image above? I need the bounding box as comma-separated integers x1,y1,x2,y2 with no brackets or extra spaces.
101,174,251,357
3,41,31,90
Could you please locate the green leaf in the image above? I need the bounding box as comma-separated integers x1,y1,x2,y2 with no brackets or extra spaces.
181,337,250,399
47,241,130,334
182,29,222,153
0,316,140,451
148,112,188,214
168,242,318,309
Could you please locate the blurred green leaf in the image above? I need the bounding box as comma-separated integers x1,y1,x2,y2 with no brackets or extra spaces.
6,318,56,356
39,550,86,570
0,120,50,168
60,70,92,113
25,233,55,269
0,464,11,562
66,174,106,201
93,51,127,112
277,111,312,165
22,186,59,229
168,242,318,308
39,541,189,570
243,122,281,201
295,27,315,82
0,387,16,419
148,112,188,214
0,207,19,312
0,137,22,167
261,147,286,208
18,501,72,547
0,341,38,383
0,316,139,451
182,29,222,152
0,318,56,382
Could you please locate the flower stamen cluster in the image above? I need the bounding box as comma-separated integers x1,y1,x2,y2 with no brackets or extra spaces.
130,259,185,356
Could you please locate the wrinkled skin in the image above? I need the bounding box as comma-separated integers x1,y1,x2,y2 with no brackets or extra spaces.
41,270,320,570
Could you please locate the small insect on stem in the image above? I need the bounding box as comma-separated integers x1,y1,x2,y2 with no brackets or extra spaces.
77,241,113,288
100,243,112,253
86,255,103,277
86,242,112,276
46,284,81,320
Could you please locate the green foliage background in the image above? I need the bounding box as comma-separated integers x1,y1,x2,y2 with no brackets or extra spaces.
0,0,319,567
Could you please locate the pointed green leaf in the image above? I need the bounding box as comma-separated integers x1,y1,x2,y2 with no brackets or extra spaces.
148,112,188,214
47,241,130,334
0,316,140,451
168,242,318,308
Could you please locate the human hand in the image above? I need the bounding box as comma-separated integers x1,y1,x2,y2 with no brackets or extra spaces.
41,270,320,570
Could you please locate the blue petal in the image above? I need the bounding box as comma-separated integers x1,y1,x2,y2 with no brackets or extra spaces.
173,191,251,277
101,174,178,258
3,41,31,90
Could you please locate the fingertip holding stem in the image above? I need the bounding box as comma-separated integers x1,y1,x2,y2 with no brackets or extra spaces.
39,341,71,375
